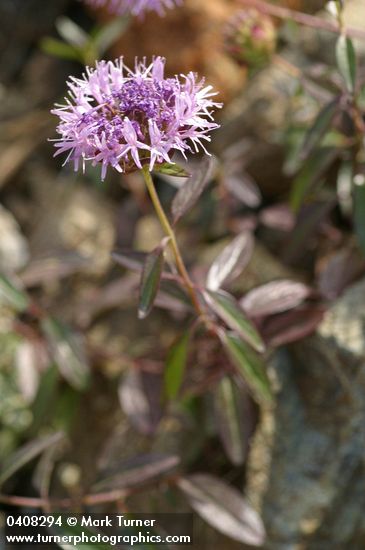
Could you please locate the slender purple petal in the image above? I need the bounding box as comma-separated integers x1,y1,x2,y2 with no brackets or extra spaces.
84,0,183,17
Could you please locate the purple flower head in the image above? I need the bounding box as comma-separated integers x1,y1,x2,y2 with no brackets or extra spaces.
84,0,182,17
51,57,221,180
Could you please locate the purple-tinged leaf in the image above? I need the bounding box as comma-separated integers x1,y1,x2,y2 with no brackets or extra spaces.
138,243,166,319
336,160,353,218
119,369,163,435
0,431,65,487
206,232,254,291
213,376,248,466
283,200,336,264
224,172,261,208
262,307,324,347
33,443,60,500
205,290,265,353
241,280,311,317
41,317,90,391
154,288,191,314
112,249,148,272
164,330,191,400
20,252,89,287
15,340,44,403
259,203,295,232
178,473,265,546
221,331,272,404
172,156,217,223
317,248,365,300
94,454,179,491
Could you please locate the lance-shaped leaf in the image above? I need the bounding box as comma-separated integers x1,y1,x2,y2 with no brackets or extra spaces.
178,473,265,546
138,242,166,319
213,377,247,466
336,34,357,94
40,37,80,62
164,330,191,400
240,280,311,317
0,431,65,487
221,331,272,403
112,250,148,272
93,454,180,491
299,98,338,161
41,317,90,391
205,290,265,353
172,156,216,223
55,16,89,48
224,172,261,208
119,369,163,435
206,232,254,291
290,147,338,212
354,174,365,254
93,16,130,56
337,160,353,217
263,306,324,347
153,162,190,178
0,273,29,312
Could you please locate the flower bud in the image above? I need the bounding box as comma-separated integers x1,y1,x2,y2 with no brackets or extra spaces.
225,9,277,70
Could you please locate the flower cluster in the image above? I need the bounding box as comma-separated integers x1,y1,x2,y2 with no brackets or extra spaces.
84,0,182,17
225,9,276,69
51,57,221,179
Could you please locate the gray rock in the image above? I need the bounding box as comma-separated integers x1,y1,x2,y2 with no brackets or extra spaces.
246,277,365,549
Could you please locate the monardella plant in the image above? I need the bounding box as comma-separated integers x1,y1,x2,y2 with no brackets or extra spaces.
52,56,221,318
51,57,274,408
84,0,182,17
52,57,220,179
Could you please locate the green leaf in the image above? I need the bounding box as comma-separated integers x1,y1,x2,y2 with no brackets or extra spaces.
178,473,265,545
290,147,337,212
164,330,190,399
0,274,29,312
336,34,357,94
40,37,81,62
205,290,265,353
299,99,338,160
221,331,272,403
55,16,89,48
0,432,65,487
153,162,190,178
171,156,216,223
41,318,90,390
93,16,131,56
213,377,247,465
138,244,165,319
354,174,365,254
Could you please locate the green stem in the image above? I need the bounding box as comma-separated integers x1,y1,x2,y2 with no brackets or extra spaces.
142,166,204,317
